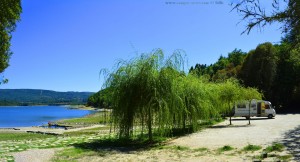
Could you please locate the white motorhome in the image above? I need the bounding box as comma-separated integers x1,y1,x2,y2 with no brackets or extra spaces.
233,100,276,119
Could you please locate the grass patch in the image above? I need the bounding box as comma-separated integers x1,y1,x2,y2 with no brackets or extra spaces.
218,145,234,152
52,147,90,162
193,147,208,152
57,112,111,125
243,144,262,152
264,143,284,153
63,131,98,136
0,132,52,141
278,154,293,161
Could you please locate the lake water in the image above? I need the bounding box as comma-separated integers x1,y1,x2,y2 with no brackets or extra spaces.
0,106,95,128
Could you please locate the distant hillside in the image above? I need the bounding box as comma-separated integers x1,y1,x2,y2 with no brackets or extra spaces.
0,89,94,106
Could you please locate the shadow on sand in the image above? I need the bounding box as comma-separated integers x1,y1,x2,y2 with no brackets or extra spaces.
71,137,164,153
281,125,300,161
231,117,273,121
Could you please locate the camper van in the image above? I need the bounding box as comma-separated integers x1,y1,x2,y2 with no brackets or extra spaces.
233,100,276,119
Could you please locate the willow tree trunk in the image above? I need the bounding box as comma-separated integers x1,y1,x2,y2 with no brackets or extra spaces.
248,100,251,125
229,102,232,125
141,113,144,137
148,106,153,141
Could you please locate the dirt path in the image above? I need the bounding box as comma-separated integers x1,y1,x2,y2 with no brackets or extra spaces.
170,114,300,149
13,148,61,162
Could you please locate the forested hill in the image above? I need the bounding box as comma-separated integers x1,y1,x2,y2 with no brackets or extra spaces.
0,89,94,106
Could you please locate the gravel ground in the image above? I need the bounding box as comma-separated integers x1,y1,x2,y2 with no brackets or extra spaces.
12,114,300,162
13,148,61,162
170,114,300,149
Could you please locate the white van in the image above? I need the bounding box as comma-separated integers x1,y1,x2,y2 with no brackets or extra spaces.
233,100,276,119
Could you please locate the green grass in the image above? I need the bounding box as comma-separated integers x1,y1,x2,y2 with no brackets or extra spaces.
242,144,262,152
51,147,90,162
218,145,234,152
0,132,53,141
57,112,111,125
63,126,110,136
278,154,293,161
264,143,285,153
193,147,208,152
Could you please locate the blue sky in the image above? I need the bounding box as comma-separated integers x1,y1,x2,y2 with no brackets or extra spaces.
1,0,283,92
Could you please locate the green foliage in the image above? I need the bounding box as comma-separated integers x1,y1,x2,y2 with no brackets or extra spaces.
87,88,112,108
238,42,277,99
242,144,262,152
193,147,208,152
218,145,234,152
103,49,261,141
190,49,246,81
192,42,299,112
230,0,300,111
0,89,93,105
0,0,22,82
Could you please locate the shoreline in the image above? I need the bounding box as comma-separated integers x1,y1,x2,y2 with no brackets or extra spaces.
65,105,100,111
0,124,104,135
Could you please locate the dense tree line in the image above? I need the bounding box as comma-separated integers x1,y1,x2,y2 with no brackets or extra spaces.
189,49,247,81
86,88,112,108
190,42,300,112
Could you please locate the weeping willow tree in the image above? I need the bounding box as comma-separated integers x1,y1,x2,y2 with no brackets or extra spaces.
104,49,183,140
103,49,262,141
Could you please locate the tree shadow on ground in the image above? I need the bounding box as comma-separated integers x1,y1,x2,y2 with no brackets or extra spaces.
281,125,300,161
231,118,272,121
71,120,222,153
209,125,252,129
70,126,204,153
71,137,164,153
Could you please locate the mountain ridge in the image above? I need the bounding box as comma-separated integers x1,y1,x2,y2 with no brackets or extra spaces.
0,89,94,106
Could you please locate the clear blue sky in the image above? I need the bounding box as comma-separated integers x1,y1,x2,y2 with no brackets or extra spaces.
1,0,283,92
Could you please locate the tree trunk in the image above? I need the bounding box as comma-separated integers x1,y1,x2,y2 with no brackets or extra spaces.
229,102,232,125
148,106,153,141
141,112,144,138
248,100,251,125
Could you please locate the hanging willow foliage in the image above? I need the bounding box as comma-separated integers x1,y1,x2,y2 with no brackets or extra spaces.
103,49,262,141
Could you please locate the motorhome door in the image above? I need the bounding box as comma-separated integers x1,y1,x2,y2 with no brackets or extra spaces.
257,102,261,116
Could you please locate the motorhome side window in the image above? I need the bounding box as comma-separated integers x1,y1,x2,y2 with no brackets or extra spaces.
237,103,246,108
265,104,270,109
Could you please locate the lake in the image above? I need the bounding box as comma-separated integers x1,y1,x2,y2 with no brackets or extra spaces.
0,106,95,128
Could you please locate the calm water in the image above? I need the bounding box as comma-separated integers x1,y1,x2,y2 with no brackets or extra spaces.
0,106,94,128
